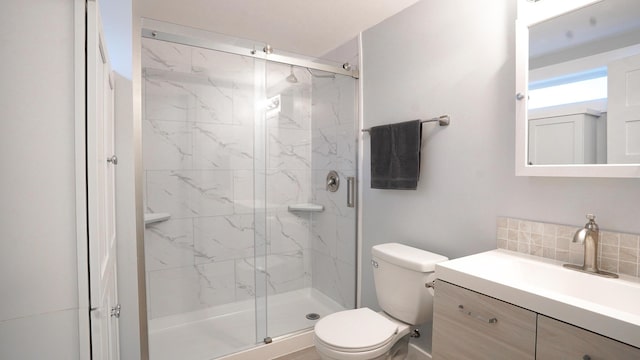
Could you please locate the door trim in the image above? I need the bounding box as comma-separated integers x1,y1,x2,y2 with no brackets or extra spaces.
74,0,91,358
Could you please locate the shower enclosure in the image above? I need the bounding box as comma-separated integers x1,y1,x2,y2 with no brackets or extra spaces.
140,21,358,360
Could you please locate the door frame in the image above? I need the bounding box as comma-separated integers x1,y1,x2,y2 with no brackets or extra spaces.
74,0,91,357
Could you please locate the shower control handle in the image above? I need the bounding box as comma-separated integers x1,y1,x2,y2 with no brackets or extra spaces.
326,171,340,192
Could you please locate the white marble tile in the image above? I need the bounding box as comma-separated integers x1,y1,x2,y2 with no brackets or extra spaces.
146,170,234,218
336,76,357,127
303,248,313,287
144,78,191,122
312,83,340,129
144,218,195,272
231,84,255,125
191,47,254,86
148,266,203,319
310,212,337,258
336,215,356,265
311,251,356,309
268,211,310,253
335,123,356,171
265,169,310,209
234,257,257,301
196,261,236,307
193,214,255,264
267,88,312,130
311,126,337,170
142,119,193,170
192,122,253,170
233,170,254,214
266,252,306,294
191,82,234,124
335,257,357,309
236,252,306,296
268,127,311,170
142,38,192,73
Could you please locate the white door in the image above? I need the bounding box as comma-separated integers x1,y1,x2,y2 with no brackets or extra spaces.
608,53,640,164
87,1,120,358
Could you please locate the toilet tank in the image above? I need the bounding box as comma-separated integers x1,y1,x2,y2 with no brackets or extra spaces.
371,243,448,325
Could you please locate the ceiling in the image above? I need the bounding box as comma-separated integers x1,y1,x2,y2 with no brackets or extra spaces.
138,0,421,58
529,0,640,61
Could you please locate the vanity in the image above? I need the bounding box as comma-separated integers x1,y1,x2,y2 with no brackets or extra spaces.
432,250,640,359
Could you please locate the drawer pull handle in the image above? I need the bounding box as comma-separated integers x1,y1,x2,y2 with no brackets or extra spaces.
582,356,591,360
458,305,498,324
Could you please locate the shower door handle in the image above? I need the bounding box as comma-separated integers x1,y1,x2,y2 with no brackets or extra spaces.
347,177,355,208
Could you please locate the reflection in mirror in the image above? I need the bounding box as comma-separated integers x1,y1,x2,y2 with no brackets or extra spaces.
528,0,640,165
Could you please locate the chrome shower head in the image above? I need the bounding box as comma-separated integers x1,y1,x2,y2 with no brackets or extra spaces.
286,65,298,83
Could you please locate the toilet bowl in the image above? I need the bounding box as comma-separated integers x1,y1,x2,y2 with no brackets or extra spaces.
313,243,448,360
313,308,410,360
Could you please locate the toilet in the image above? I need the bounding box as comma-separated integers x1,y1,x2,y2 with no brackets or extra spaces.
313,243,448,360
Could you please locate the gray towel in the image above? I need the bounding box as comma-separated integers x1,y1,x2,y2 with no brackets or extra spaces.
370,120,421,190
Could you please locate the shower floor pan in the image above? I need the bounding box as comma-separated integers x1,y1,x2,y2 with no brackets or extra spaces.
149,288,345,360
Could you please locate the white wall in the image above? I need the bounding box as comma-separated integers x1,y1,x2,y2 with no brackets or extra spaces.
0,1,81,358
361,0,640,353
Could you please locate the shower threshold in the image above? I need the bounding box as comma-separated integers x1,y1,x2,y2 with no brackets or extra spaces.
148,288,345,360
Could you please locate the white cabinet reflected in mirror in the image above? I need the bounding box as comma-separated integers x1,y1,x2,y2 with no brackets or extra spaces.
515,0,640,177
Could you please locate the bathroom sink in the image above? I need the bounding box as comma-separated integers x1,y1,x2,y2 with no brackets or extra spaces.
435,249,640,348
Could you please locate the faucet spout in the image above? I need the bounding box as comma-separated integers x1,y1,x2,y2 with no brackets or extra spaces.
576,227,598,272
572,228,588,244
563,214,618,278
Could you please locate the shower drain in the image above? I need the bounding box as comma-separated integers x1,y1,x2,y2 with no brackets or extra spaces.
306,313,320,320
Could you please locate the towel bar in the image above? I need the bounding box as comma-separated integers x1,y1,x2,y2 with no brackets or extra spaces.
361,115,450,132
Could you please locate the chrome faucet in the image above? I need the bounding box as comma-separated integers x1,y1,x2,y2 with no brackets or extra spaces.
563,214,618,278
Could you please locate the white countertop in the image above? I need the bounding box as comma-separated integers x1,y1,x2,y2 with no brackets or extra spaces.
435,249,640,348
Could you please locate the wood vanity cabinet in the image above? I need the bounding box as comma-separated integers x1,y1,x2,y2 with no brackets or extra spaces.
537,315,640,359
432,280,640,360
432,280,537,359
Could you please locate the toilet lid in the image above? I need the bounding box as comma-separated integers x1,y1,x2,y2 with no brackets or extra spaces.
314,308,398,352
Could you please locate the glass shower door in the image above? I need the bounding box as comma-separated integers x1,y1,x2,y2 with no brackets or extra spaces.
142,35,269,359
141,21,358,358
262,61,358,339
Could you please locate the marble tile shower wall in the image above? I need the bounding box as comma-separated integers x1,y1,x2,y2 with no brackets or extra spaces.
497,217,640,278
310,75,357,309
142,38,314,319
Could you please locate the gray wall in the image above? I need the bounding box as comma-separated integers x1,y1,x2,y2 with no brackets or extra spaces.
361,0,639,352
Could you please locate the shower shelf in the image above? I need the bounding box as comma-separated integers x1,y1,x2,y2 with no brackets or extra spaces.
287,203,324,213
144,212,171,226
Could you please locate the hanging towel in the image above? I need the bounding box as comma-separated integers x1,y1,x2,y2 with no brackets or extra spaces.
370,120,421,190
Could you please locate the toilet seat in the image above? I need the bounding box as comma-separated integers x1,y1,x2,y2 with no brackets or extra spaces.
314,308,398,353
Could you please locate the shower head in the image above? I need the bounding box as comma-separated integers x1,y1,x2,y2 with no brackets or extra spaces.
286,65,298,83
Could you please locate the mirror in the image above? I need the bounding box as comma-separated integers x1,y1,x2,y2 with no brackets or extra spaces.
516,0,640,177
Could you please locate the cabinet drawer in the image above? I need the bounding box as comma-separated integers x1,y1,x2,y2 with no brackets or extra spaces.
537,315,640,359
432,280,536,360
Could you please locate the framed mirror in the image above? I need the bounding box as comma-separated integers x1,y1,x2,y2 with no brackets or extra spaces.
515,0,640,177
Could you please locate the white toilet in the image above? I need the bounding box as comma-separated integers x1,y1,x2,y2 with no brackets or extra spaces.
313,243,448,360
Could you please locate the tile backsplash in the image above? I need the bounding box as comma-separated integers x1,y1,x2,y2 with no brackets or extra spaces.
497,217,640,278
